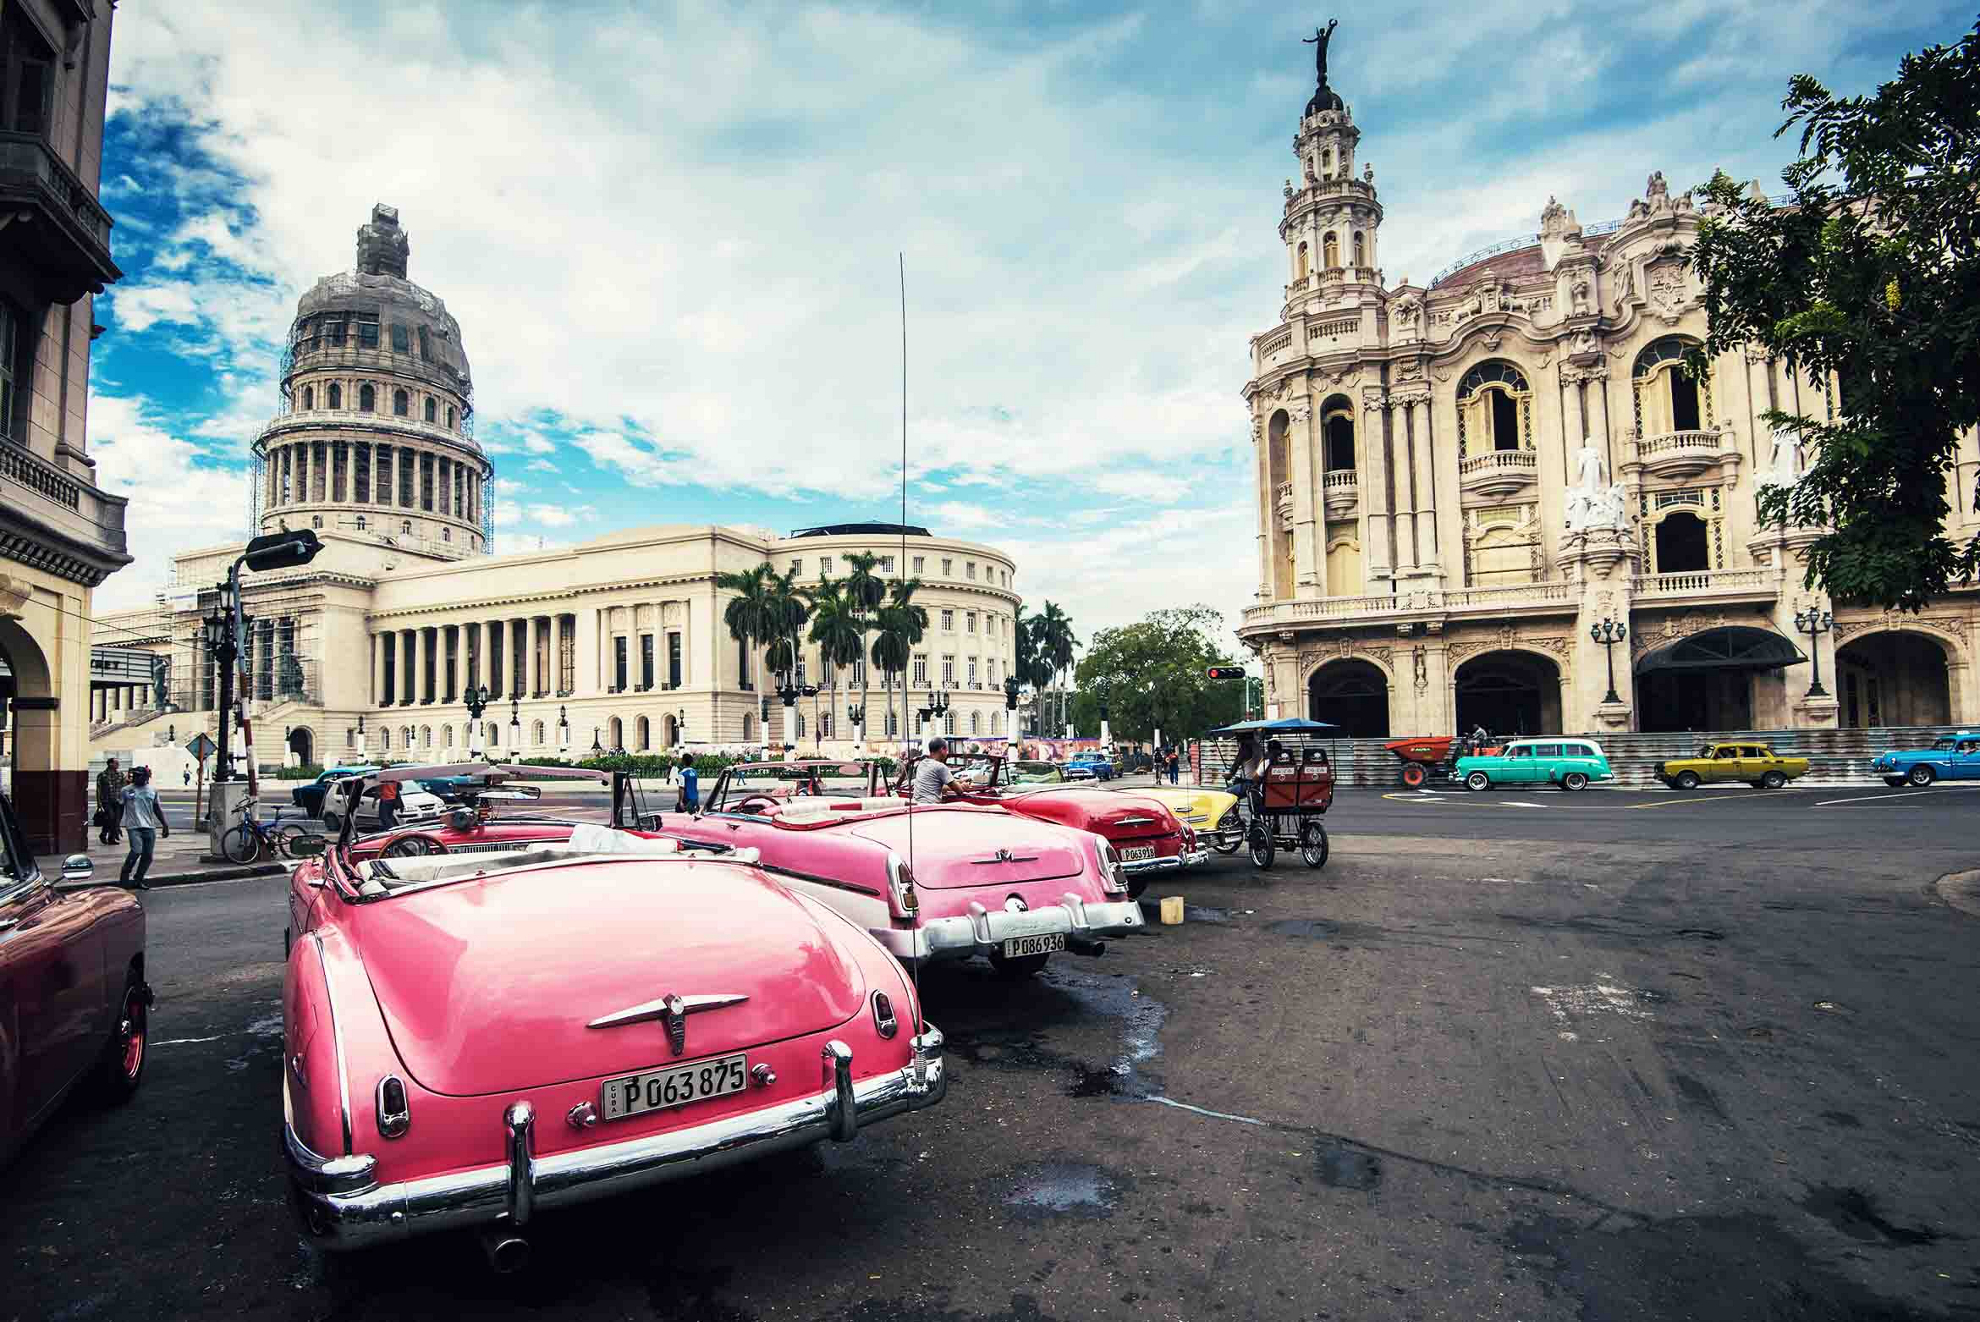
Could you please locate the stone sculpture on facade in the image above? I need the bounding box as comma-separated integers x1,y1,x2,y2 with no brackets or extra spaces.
1564,441,1630,534
1759,426,1804,489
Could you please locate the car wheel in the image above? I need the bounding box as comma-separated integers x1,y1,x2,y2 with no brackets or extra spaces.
1760,770,1787,790
1126,872,1149,900
988,951,1050,977
1465,771,1490,792
1247,822,1276,869
1884,776,1908,788
90,974,148,1104
1299,820,1329,869
1909,764,1936,787
1674,771,1701,791
1562,772,1589,792
384,836,438,857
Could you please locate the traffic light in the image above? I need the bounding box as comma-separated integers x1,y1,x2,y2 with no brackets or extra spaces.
1206,667,1245,681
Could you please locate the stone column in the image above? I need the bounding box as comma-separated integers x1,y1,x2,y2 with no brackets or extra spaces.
1288,398,1322,597
376,444,391,505
576,607,599,696
413,626,429,704
1410,396,1439,573
1564,373,1588,453
371,633,384,707
1363,398,1393,585
1252,414,1273,599
527,616,542,697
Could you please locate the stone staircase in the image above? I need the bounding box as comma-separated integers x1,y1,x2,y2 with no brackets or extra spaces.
1195,725,1970,789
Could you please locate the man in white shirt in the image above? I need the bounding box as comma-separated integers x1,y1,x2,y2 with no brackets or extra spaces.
912,738,956,804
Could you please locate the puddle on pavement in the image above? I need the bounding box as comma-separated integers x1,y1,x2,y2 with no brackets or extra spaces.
1184,905,1229,924
1675,927,1725,941
1267,917,1340,938
1312,1140,1381,1191
1801,1186,1941,1246
1003,1161,1124,1220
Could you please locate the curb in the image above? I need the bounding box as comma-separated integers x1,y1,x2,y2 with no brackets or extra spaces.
130,862,284,890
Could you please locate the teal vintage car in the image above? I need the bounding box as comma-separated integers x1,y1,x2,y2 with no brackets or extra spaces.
1872,731,1980,786
1455,738,1615,792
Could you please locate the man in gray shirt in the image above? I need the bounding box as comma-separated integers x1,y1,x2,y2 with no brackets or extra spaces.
912,738,956,804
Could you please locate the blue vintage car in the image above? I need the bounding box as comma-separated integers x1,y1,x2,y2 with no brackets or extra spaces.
1066,752,1116,781
1872,732,1980,787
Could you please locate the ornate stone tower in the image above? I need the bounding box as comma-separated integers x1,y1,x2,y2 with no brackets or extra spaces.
1281,21,1383,306
251,205,492,558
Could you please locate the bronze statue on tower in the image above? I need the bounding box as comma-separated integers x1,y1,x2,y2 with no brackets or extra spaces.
1302,19,1345,116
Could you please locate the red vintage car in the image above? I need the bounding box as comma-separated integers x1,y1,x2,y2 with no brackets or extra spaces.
0,792,150,1168
283,766,945,1261
888,753,1204,898
657,760,1147,974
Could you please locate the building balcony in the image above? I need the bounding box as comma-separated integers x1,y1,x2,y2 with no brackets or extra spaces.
0,436,131,587
1459,448,1538,501
1322,468,1359,517
1239,580,1578,637
1632,567,1777,605
1628,426,1743,483
0,131,120,303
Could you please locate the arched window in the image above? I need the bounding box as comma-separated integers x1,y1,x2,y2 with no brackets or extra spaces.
328,383,342,409
1322,233,1340,269
355,515,366,530
741,713,754,741
944,710,956,736
796,714,806,740
442,528,451,542
359,383,375,412
302,386,314,410
424,397,436,422
1633,336,1710,436
1296,242,1309,279
311,515,323,529
636,715,650,750
417,326,430,361
401,519,412,535
419,725,432,749
447,407,456,429
401,727,412,749
970,710,980,735
393,389,409,417
380,729,390,750
485,722,498,746
1321,395,1355,470
443,725,454,748
1324,147,1335,176
532,719,545,746
1456,362,1531,455
1352,232,1366,268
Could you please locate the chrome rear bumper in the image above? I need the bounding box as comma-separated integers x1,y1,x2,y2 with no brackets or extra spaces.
287,1028,946,1250
870,894,1145,963
1122,847,1209,873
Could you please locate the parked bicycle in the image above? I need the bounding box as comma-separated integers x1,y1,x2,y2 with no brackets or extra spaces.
220,798,319,864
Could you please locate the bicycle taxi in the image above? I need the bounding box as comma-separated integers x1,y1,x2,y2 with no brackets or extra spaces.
1206,716,1338,870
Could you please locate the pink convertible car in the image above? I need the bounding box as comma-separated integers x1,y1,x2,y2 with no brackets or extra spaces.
282,766,945,1263
657,761,1147,975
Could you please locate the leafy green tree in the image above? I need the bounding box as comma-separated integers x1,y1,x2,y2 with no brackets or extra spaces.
870,578,928,742
842,551,886,739
1687,20,1980,609
1068,606,1245,741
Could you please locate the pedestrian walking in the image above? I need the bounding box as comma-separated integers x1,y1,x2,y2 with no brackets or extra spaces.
96,757,124,845
119,765,170,889
376,778,401,832
1167,748,1180,784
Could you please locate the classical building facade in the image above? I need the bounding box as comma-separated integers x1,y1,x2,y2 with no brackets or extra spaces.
0,0,127,852
1238,40,1980,738
90,210,1020,768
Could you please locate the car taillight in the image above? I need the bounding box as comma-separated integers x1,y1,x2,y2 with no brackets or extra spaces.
872,990,898,1038
1098,840,1129,894
376,1075,410,1138
886,852,919,916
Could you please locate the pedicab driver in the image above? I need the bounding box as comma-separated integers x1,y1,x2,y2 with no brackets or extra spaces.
913,737,960,803
1224,733,1268,801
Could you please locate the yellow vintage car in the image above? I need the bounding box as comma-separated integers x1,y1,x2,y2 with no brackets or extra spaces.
1121,786,1244,855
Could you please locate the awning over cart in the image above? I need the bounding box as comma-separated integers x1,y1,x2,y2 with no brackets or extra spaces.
1633,626,1807,676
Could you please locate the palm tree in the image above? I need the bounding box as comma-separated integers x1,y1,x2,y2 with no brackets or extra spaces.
843,552,885,745
765,566,812,751
806,577,864,750
871,577,929,746
717,563,777,738
1033,602,1077,737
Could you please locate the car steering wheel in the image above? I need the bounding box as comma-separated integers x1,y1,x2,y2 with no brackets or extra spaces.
383,836,443,857
732,795,779,815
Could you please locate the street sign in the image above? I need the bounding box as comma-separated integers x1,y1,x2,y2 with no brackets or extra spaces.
186,733,217,759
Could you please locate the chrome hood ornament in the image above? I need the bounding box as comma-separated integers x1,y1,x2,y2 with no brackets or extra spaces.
587,992,749,1056
971,847,1038,865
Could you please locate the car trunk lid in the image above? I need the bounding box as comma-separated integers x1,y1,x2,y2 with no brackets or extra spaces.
846,807,1085,889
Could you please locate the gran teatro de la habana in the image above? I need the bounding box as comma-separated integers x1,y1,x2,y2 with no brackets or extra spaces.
1240,35,1980,742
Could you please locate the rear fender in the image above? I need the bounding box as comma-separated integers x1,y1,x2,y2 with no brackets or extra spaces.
288,930,402,1166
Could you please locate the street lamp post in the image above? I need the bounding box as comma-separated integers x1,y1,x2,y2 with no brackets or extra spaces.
201,605,239,783
592,728,604,756
507,696,522,761
917,688,950,746
1589,617,1628,705
462,684,490,759
355,712,366,761
558,704,571,754
1002,676,1020,742
1794,605,1835,697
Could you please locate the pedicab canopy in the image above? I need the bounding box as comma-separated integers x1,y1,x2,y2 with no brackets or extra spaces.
1203,717,1338,737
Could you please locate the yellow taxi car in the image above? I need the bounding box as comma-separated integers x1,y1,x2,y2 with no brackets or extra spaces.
1121,785,1243,855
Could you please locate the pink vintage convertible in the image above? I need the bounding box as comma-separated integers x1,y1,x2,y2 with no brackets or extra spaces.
282,765,945,1263
656,761,1147,975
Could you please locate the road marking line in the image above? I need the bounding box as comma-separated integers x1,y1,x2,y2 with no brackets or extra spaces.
1498,800,1548,808
1381,793,1448,804
1629,793,1775,809
152,1035,227,1046
1816,788,1968,806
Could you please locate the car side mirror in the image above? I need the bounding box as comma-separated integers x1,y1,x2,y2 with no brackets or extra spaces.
287,835,328,857
60,853,93,882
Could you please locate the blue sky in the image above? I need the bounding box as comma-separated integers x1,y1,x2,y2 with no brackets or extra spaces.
89,0,1969,645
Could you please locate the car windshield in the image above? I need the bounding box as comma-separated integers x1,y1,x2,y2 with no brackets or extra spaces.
1933,738,1957,750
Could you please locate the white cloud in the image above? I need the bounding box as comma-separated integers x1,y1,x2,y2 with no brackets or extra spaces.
520,503,595,529
87,393,251,611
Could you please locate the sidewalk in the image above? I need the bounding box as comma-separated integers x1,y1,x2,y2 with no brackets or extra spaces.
37,829,284,890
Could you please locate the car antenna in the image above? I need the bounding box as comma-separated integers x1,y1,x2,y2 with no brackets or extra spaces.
899,250,922,1035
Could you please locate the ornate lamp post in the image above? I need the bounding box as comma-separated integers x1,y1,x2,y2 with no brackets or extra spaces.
591,728,604,755
200,604,238,782
917,688,951,744
558,704,571,753
462,683,490,759
1002,675,1020,741
507,695,522,760
1794,605,1835,697
354,712,366,760
1589,617,1628,705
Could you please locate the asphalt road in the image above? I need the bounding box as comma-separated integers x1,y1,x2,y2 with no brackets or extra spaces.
6,789,1979,1321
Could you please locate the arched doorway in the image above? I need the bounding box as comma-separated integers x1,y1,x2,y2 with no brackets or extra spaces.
1308,659,1390,737
0,617,65,853
636,715,650,751
663,714,679,747
1635,626,1802,732
607,716,624,752
1454,650,1561,738
1653,512,1710,574
1838,632,1952,728
287,727,314,767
